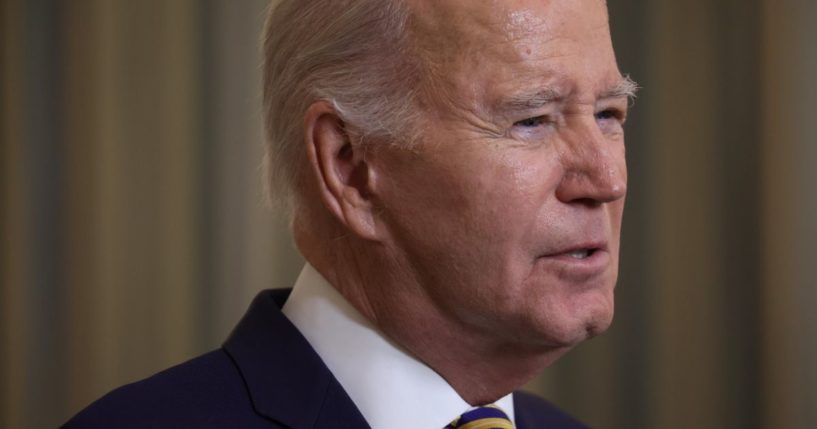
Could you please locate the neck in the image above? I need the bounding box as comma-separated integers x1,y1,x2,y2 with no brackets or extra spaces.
298,239,565,405
372,286,571,405
293,207,567,405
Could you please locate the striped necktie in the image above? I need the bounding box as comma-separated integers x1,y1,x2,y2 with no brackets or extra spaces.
446,405,514,429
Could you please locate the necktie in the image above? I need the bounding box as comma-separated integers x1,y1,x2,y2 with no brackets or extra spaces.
446,405,514,429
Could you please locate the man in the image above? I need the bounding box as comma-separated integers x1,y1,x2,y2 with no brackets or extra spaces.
65,0,635,427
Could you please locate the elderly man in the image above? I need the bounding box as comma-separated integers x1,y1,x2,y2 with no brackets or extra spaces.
65,0,635,427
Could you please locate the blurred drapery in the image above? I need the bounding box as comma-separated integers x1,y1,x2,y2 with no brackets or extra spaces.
1,1,815,428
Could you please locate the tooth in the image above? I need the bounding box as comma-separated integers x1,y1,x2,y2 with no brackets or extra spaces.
568,249,589,259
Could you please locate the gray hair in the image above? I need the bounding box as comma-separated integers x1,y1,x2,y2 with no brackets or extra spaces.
262,0,422,210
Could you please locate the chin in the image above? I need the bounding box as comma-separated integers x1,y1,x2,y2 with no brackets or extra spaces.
583,306,614,338
544,320,611,349
536,294,615,348
567,275,617,339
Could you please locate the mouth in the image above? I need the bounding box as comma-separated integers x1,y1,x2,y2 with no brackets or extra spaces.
546,241,608,259
565,248,597,260
538,242,611,281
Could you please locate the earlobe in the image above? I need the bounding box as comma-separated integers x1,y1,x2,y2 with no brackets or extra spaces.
304,101,379,240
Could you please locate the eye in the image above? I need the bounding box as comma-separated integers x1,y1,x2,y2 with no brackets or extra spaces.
513,116,548,128
595,108,627,135
595,109,624,122
509,115,556,141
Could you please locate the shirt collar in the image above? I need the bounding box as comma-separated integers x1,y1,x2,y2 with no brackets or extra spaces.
282,263,515,429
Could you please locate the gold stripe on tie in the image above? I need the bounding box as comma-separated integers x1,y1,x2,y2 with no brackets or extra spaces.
458,417,514,429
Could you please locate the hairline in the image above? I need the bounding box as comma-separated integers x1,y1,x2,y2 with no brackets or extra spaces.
261,0,424,214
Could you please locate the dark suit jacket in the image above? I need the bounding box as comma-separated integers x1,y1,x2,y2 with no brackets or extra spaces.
64,289,589,428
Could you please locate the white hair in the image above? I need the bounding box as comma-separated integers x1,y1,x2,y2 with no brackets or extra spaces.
262,0,422,210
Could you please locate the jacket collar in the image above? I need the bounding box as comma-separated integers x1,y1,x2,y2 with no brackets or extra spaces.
223,289,369,428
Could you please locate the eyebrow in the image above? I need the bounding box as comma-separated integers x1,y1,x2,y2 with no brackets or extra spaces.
599,75,640,100
496,75,640,113
499,88,564,112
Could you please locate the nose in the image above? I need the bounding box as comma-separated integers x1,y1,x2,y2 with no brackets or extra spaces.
554,120,627,205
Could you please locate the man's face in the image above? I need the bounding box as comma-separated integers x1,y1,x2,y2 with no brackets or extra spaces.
371,0,629,349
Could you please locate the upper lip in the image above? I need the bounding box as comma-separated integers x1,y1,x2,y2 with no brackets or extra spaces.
542,241,608,257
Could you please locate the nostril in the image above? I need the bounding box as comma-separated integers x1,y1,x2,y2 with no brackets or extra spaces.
574,197,603,208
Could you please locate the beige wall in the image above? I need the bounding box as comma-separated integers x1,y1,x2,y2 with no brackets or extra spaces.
2,1,815,428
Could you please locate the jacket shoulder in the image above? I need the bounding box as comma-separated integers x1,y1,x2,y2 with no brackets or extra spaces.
514,390,590,429
62,349,279,428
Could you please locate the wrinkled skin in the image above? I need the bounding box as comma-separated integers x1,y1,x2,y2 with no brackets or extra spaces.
369,0,629,349
300,0,632,404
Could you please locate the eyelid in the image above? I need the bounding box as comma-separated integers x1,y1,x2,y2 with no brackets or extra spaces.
513,115,552,127
508,113,558,141
596,108,627,121
509,104,560,126
595,99,629,121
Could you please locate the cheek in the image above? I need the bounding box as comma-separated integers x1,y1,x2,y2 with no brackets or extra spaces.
375,142,563,269
456,152,563,247
500,152,559,195
490,152,566,240
479,147,564,202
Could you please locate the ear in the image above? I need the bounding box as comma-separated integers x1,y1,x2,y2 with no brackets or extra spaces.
303,101,379,240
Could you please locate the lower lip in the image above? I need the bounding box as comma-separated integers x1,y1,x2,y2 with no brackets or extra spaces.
537,250,611,282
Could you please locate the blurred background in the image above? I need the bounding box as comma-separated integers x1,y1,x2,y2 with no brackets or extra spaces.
1,0,815,428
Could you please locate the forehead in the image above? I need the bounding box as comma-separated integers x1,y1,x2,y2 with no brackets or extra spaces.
410,0,620,110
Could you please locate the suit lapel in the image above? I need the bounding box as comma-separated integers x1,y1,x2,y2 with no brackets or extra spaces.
223,289,370,429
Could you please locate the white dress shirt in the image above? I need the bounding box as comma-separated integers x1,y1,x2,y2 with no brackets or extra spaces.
282,263,516,429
